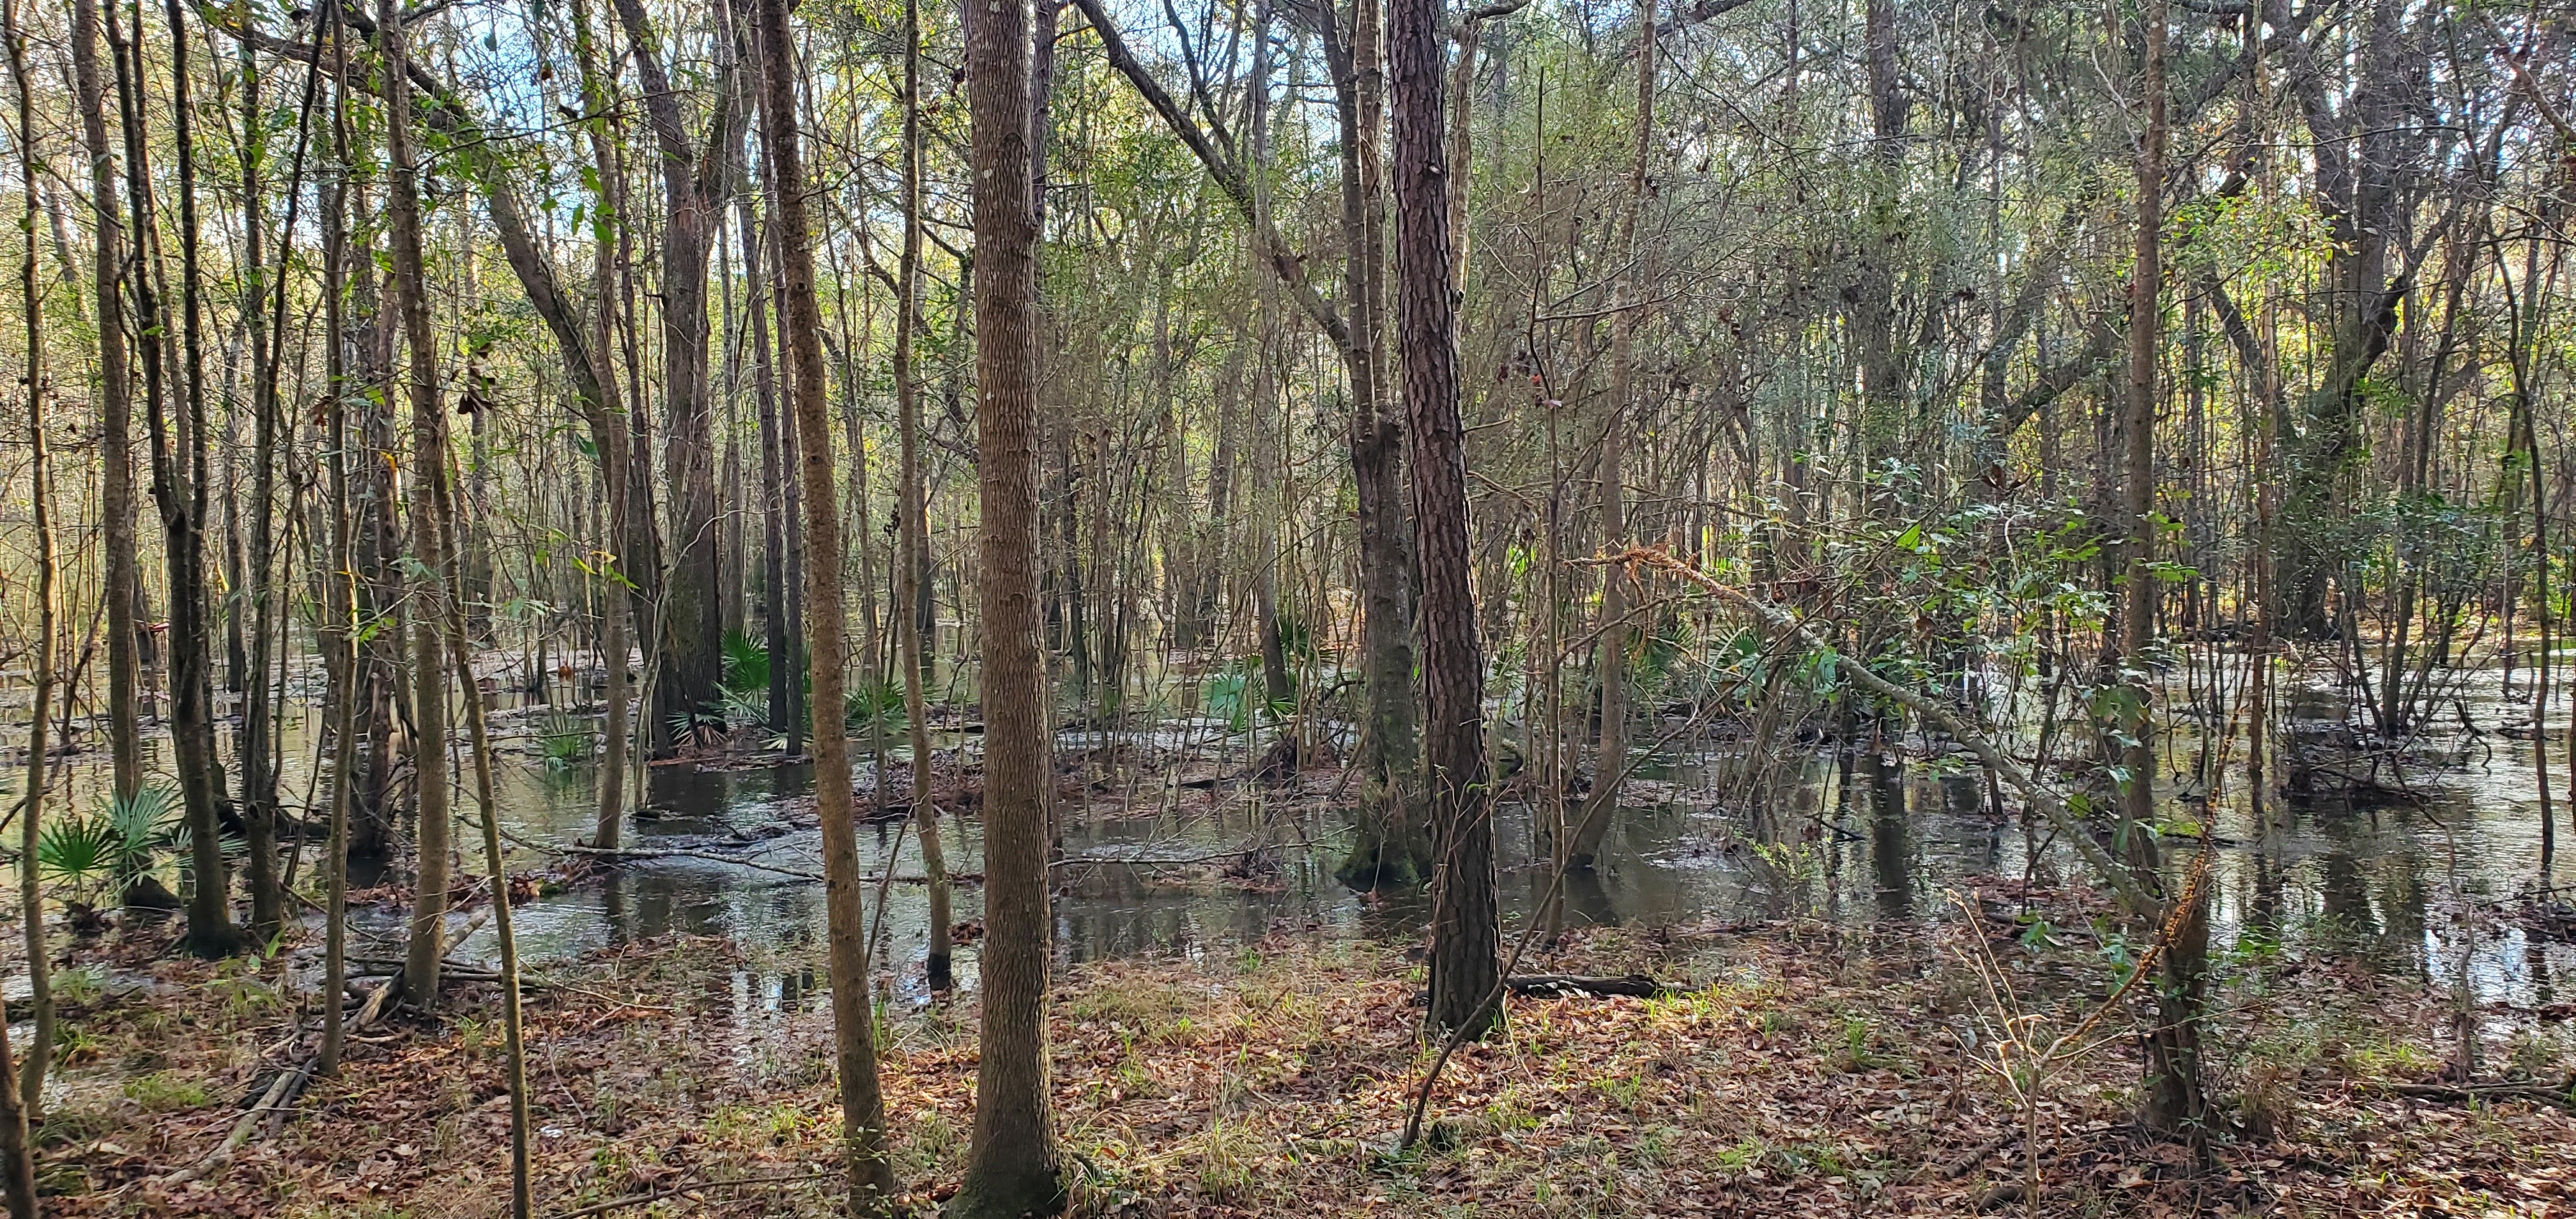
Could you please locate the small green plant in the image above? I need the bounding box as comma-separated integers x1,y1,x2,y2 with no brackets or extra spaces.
1595,1072,1646,1110
1837,1015,1882,1071
121,1071,208,1112
845,677,906,733
1204,669,1254,732
50,965,104,1008
205,960,282,1020
38,782,183,907
1716,1138,1766,1172
538,712,595,768
52,1026,101,1065
1193,1116,1257,1200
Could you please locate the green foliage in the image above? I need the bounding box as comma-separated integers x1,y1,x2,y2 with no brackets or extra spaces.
38,782,182,905
845,677,907,733
1201,661,1292,732
717,687,771,734
121,1071,208,1112
35,817,119,895
538,712,595,769
722,629,771,695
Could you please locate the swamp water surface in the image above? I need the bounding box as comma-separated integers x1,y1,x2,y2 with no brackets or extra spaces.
14,661,2576,1022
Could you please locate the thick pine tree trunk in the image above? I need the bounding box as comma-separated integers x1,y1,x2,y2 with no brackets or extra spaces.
1391,0,1498,1038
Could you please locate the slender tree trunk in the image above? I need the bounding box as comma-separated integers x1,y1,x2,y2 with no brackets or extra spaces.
383,0,453,1006
2121,0,2204,1142
319,0,357,1074
894,0,952,989
450,505,535,1219
1393,0,1498,1038
72,0,140,809
1246,1,1292,710
1567,0,1655,871
751,0,896,1206
6,0,56,1118
568,0,631,848
234,21,288,939
951,0,1067,1206
745,193,793,738
774,213,807,758
1852,0,1907,493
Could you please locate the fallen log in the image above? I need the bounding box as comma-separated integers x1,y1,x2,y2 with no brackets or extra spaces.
1503,974,1676,999
155,1059,310,1187
2366,1078,2576,1112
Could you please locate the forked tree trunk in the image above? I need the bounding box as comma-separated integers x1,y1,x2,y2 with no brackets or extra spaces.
951,0,1068,1208
612,0,740,748
126,0,243,958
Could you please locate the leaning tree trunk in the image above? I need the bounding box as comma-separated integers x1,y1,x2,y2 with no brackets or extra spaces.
951,0,1068,1208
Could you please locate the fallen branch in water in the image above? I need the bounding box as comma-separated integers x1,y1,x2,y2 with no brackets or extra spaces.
562,844,827,882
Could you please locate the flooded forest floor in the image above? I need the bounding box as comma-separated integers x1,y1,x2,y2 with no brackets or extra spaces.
30,897,2576,1217
20,652,2576,1215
